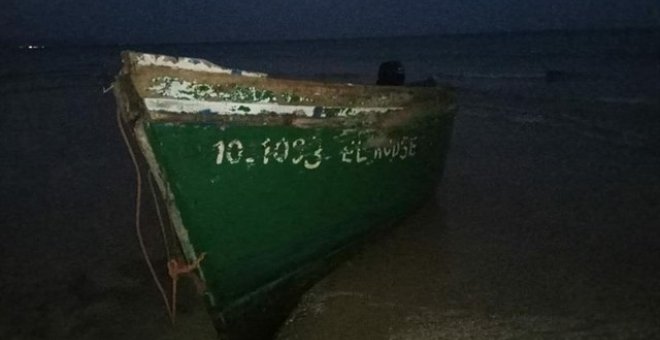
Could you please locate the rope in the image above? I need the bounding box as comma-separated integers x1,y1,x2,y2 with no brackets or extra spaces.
167,253,207,324
102,83,115,94
116,106,175,324
148,174,171,260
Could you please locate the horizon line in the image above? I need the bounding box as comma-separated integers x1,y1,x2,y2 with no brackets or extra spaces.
2,25,659,48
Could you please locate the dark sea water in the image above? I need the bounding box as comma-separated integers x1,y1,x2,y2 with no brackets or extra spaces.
3,28,660,97
2,28,659,149
1,29,659,339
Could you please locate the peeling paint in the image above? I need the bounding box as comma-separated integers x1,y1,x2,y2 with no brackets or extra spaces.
144,97,398,117
135,53,266,77
149,76,310,103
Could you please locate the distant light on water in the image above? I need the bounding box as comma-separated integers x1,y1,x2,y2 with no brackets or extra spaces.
19,44,46,50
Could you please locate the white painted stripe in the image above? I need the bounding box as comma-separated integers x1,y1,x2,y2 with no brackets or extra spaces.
143,98,399,117
133,52,267,78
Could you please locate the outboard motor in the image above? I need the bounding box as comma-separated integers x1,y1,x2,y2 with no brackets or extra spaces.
376,61,405,86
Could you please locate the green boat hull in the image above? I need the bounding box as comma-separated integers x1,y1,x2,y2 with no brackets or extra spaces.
115,52,456,339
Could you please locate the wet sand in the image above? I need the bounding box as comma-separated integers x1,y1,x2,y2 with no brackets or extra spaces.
278,92,660,338
1,84,659,339
0,87,217,339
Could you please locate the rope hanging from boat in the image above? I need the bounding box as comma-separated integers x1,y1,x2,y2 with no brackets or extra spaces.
147,174,171,261
167,253,207,324
147,159,208,324
102,83,114,94
147,170,208,324
116,100,208,325
116,104,175,324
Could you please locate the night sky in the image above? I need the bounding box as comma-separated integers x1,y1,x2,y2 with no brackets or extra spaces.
2,0,659,44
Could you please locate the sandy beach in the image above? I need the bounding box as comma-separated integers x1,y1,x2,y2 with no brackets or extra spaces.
2,84,658,339
1,34,659,339
278,91,660,338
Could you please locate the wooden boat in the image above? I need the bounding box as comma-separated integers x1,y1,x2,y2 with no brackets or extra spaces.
113,51,456,339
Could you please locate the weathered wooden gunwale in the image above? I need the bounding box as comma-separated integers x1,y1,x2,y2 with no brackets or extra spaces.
120,52,453,120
